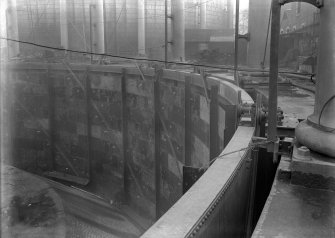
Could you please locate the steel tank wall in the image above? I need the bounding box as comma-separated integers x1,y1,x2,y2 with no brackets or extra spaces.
2,62,242,222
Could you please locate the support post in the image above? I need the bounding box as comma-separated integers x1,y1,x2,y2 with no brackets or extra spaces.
199,0,208,51
60,0,69,50
121,69,130,202
85,68,92,180
47,66,55,171
268,0,281,143
171,0,185,61
234,0,240,85
138,0,146,56
103,0,107,52
184,76,192,166
226,0,233,29
90,1,105,54
89,5,93,63
165,0,168,65
113,0,117,54
154,69,162,219
210,85,219,159
6,0,20,58
200,0,207,29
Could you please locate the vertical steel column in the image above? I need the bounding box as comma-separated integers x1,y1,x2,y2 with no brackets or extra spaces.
200,0,207,29
165,0,168,65
6,0,20,58
121,69,130,202
138,0,146,56
226,0,233,29
113,0,117,54
90,1,105,54
171,0,185,61
210,85,219,159
154,69,162,219
103,0,107,53
268,0,281,143
47,66,55,171
82,0,88,51
89,5,93,63
234,0,240,85
85,67,92,179
60,0,69,50
199,0,208,51
184,76,192,166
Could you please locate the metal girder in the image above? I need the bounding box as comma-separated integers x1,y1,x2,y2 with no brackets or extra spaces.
278,0,323,8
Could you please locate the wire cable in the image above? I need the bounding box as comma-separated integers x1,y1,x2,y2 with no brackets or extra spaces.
1,37,315,76
209,140,272,164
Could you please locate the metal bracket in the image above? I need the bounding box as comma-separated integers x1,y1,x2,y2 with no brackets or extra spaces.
238,33,250,41
252,136,280,163
134,61,146,81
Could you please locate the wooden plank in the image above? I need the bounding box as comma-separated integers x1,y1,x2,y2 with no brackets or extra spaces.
210,85,219,159
154,69,162,219
184,76,192,166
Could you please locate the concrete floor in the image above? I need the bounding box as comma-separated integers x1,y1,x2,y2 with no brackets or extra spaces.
49,182,149,238
252,159,335,238
1,165,66,238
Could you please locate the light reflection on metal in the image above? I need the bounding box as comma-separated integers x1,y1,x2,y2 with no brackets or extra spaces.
278,0,323,8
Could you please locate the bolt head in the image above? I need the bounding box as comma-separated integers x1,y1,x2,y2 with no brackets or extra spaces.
297,146,310,157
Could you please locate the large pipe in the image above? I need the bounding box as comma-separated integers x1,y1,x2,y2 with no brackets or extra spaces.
247,0,272,68
171,0,185,61
138,0,145,56
59,0,69,50
296,0,335,157
91,0,105,54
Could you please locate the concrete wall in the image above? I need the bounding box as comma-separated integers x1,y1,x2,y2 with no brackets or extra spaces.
2,63,241,220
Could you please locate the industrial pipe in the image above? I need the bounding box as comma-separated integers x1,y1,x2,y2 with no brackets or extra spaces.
296,0,335,157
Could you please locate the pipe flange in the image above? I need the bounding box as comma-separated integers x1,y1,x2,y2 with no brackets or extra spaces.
295,120,335,158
